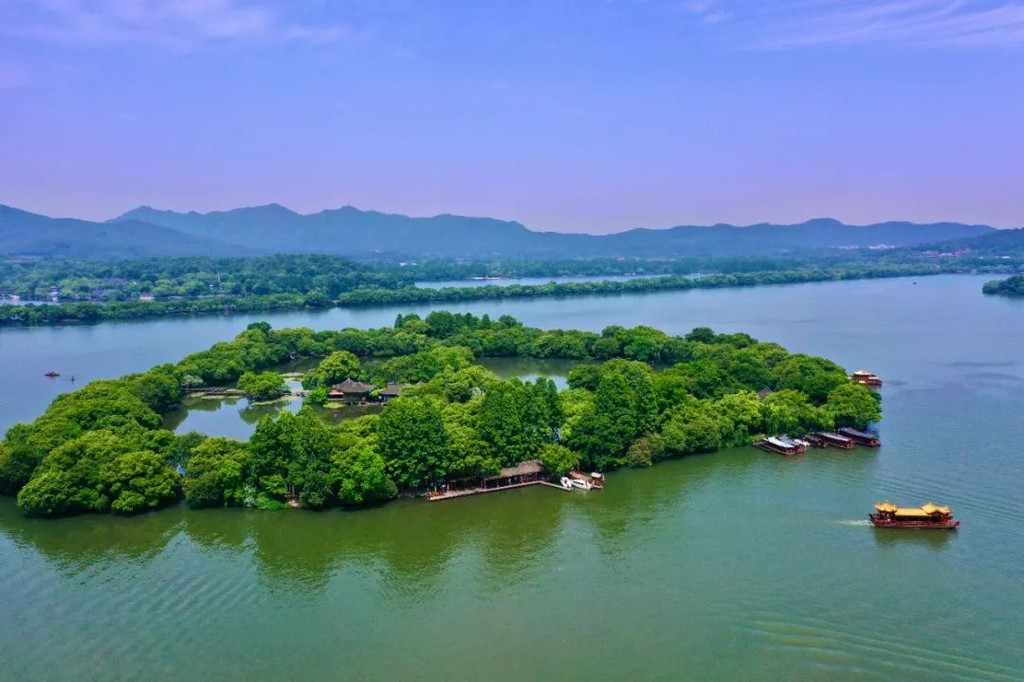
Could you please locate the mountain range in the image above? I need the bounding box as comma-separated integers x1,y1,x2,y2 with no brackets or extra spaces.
0,202,1011,261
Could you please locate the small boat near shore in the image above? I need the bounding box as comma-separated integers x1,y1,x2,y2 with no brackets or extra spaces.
869,501,960,530
566,471,603,490
850,370,883,387
44,370,60,378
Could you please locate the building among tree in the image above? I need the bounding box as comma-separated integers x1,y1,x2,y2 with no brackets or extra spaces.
328,378,375,403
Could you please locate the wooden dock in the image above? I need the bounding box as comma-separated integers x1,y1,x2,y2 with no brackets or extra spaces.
425,479,573,501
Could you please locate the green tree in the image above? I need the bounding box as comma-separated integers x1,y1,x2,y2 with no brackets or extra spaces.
184,437,250,507
100,450,181,514
330,443,398,506
660,398,724,456
377,397,451,489
237,371,286,401
825,383,881,429
301,350,361,389
539,443,580,476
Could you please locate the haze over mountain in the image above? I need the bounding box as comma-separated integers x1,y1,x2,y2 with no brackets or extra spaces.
0,202,1004,261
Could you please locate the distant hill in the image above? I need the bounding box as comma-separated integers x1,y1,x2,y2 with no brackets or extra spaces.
0,205,251,259
110,205,998,259
910,226,1024,255
0,202,1002,260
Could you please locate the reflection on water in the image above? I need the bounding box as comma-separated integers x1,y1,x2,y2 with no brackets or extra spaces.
871,527,955,552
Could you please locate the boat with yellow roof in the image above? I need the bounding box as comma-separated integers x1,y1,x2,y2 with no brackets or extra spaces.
869,501,959,529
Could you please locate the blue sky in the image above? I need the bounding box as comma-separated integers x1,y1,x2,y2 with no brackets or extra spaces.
2,0,1023,232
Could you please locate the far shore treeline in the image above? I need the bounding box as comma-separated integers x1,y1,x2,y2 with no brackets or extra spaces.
1,255,1014,327
0,313,881,518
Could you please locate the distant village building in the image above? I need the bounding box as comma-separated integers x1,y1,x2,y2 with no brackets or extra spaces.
756,388,773,401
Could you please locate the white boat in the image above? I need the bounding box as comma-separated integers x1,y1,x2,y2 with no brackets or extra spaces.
559,477,573,490
570,478,591,490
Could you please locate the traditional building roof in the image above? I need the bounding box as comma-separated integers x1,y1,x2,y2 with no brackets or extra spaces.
875,501,897,513
756,388,773,400
921,502,951,515
379,382,407,396
332,378,374,394
893,508,932,518
489,459,544,479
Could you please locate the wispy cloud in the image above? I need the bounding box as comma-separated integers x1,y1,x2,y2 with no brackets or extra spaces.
1,0,346,47
745,1,1024,49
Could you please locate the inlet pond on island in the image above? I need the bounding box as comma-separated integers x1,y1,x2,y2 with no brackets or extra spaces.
1,274,1022,680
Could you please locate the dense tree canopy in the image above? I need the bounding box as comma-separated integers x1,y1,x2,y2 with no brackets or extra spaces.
982,275,1024,297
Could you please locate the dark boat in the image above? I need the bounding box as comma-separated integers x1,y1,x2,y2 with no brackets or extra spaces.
869,501,959,530
837,427,881,447
44,370,60,378
813,431,855,450
803,433,827,448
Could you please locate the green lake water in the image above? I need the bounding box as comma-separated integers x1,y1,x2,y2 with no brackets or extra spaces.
1,275,1022,680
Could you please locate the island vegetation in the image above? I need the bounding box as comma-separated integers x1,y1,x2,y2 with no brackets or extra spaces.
982,274,1024,297
0,313,881,518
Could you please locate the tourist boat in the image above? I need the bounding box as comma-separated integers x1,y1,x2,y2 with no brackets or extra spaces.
588,472,605,490
803,433,826,448
44,370,60,377
837,427,881,447
755,436,806,456
813,431,855,449
850,370,883,387
569,478,591,490
869,501,960,530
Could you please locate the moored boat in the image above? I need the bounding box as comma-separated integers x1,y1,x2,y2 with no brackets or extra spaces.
837,427,881,447
813,431,855,449
850,370,883,387
755,436,805,456
869,501,959,530
567,470,603,490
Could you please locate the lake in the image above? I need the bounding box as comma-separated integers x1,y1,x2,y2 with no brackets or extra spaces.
1,275,1022,681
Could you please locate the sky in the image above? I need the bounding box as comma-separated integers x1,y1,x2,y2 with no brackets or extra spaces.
1,0,1023,233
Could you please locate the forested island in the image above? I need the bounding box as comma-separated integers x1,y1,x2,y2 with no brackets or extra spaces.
0,313,880,518
982,274,1024,297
